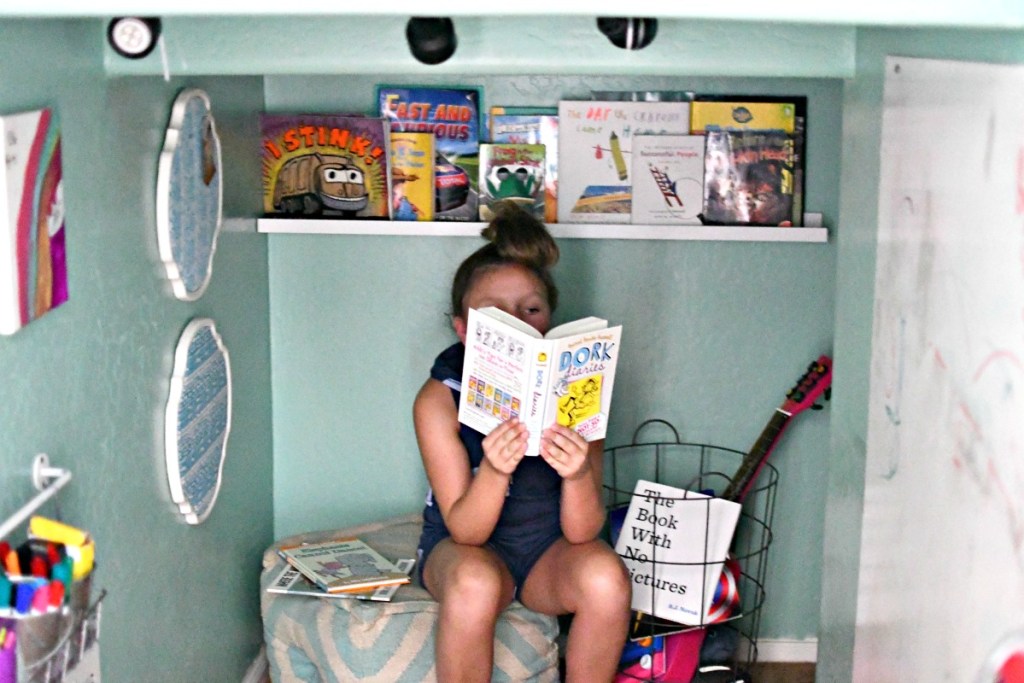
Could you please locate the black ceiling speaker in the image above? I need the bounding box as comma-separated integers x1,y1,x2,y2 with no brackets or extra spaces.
406,17,457,65
107,17,162,59
597,17,658,50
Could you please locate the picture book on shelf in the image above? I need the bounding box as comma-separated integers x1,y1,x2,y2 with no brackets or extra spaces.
1,107,67,336
702,129,796,226
389,131,435,221
267,558,415,602
613,480,741,626
377,86,481,221
557,100,691,224
277,537,410,594
690,100,797,135
489,107,559,222
259,113,391,219
478,143,545,221
487,105,556,140
693,95,807,226
630,134,705,225
458,306,622,456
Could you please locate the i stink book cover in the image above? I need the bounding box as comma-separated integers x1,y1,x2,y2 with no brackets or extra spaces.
260,113,391,219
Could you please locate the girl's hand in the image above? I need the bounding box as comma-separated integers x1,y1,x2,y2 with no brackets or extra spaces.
539,424,591,480
482,417,529,475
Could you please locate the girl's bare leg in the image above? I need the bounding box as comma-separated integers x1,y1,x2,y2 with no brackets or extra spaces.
520,538,632,683
423,539,517,683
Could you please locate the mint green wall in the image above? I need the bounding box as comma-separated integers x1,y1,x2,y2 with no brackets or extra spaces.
267,72,840,643
8,12,1022,678
0,19,273,681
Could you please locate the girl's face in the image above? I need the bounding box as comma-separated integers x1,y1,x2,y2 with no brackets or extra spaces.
454,263,552,342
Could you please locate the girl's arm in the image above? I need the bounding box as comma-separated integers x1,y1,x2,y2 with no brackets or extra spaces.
414,378,526,546
541,427,607,544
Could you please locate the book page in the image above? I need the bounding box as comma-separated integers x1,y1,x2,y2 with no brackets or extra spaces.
475,306,543,338
458,307,543,439
545,316,608,339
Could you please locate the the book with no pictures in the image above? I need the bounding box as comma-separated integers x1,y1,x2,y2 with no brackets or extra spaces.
458,306,622,455
630,134,705,225
277,537,410,594
557,100,690,224
614,479,741,626
478,143,545,221
260,113,391,219
267,557,415,602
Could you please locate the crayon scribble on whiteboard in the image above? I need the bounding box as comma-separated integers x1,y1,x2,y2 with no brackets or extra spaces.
856,56,1024,682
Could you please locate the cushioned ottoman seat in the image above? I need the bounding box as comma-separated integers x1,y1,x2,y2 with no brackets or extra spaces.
260,513,561,682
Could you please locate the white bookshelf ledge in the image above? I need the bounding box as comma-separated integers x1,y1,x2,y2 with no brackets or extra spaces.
256,213,828,243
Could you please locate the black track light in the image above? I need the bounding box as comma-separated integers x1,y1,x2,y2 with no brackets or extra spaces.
107,17,162,59
597,17,658,50
406,17,458,65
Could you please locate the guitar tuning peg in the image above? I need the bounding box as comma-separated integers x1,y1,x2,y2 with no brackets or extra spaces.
811,403,823,410
824,387,832,401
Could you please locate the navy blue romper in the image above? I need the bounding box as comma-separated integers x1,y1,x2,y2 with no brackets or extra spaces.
417,343,563,596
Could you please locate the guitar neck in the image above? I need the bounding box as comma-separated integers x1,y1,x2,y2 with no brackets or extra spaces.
722,409,791,502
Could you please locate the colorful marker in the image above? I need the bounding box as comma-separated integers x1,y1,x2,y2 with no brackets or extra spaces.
3,550,19,576
30,583,49,614
14,582,34,614
0,574,10,610
49,579,65,609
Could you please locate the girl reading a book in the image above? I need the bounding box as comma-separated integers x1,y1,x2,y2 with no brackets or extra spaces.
414,201,631,682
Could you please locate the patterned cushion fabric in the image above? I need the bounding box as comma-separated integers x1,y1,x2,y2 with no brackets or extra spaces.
260,513,560,682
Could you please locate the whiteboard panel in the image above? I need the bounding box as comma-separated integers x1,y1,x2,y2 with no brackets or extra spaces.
856,56,1024,681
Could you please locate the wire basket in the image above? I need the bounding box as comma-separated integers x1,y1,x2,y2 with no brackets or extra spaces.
604,419,778,682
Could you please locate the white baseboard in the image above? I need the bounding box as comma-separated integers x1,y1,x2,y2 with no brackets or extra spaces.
241,645,269,683
746,638,818,663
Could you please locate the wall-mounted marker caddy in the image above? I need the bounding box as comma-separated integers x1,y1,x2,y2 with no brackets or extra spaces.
0,454,103,683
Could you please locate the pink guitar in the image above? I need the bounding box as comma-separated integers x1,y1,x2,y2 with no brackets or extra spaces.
722,355,833,503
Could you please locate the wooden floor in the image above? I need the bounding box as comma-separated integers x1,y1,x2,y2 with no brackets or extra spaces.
745,662,816,683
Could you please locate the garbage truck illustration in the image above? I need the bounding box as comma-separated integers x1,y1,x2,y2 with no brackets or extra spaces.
271,153,369,214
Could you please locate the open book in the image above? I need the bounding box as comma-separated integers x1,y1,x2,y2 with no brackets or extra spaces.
267,558,415,602
458,306,623,455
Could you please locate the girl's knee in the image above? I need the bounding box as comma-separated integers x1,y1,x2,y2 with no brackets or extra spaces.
443,557,509,613
579,548,631,606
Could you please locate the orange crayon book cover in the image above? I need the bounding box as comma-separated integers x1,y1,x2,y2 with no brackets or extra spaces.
557,100,690,224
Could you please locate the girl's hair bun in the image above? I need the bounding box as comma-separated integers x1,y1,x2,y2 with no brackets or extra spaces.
480,200,559,270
